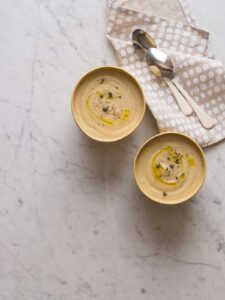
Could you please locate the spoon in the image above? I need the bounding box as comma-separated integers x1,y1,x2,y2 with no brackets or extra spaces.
132,29,215,129
132,29,193,116
146,48,215,129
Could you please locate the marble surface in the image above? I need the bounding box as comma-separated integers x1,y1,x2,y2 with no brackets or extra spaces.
0,0,225,299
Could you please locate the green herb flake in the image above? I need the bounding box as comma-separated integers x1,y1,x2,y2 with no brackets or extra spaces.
167,157,171,160
156,163,161,169
175,159,180,164
108,92,113,98
169,164,174,169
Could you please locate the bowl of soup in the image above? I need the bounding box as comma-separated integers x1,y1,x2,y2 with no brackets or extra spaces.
134,132,206,204
71,66,146,142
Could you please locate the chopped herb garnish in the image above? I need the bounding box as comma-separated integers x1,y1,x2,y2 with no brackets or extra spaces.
163,191,167,197
175,159,180,164
181,173,185,178
108,92,113,98
167,157,171,160
100,94,104,99
156,163,161,168
169,164,174,169
99,78,105,84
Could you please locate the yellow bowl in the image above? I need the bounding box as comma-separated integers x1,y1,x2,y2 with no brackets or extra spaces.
71,66,146,142
134,132,206,205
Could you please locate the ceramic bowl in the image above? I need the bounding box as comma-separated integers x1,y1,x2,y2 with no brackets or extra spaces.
134,132,206,205
71,66,146,142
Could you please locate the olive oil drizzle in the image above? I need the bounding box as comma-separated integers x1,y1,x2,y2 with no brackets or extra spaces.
86,89,130,125
151,146,195,186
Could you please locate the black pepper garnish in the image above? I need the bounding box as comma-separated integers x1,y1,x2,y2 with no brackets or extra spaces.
156,163,161,168
115,86,119,89
163,191,167,197
170,164,174,169
100,94,104,99
167,157,171,160
99,78,105,84
176,176,178,180
118,95,122,99
102,106,109,112
108,92,113,98
175,159,180,164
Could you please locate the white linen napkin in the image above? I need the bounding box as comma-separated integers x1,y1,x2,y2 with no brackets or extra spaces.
106,0,225,147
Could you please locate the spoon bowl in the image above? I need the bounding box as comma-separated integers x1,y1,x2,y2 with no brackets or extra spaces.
146,48,174,79
132,29,156,49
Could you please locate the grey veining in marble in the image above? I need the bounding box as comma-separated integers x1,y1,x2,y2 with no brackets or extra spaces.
0,0,225,299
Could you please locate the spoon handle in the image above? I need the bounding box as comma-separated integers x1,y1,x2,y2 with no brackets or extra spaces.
164,78,193,116
172,78,216,129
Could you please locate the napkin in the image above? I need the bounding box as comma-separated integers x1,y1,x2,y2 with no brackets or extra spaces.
106,0,225,147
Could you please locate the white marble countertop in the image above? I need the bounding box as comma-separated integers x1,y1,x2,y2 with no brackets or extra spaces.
0,0,225,299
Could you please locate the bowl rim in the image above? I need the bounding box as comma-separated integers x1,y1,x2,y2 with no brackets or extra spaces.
134,131,207,205
71,66,146,142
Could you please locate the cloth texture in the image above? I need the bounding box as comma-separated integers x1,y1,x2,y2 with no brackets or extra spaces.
106,0,225,147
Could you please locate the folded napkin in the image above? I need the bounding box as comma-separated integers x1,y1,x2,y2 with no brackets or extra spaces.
106,0,225,147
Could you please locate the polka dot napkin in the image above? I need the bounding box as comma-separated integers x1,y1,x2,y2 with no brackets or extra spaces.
106,0,225,147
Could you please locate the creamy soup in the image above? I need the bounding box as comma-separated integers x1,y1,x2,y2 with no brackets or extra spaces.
72,67,145,141
135,133,206,203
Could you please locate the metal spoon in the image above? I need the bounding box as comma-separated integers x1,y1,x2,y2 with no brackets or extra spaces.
132,29,193,116
146,48,215,129
132,29,215,129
